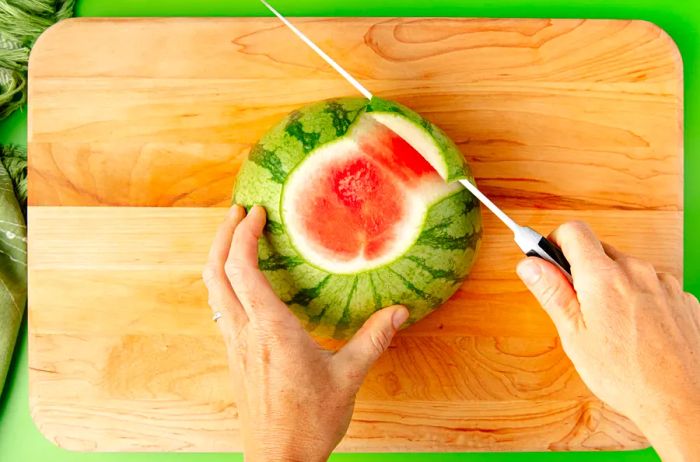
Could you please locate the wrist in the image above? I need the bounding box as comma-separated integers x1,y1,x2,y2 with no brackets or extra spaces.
632,394,700,461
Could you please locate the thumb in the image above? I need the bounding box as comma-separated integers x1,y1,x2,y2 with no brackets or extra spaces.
516,257,583,333
334,305,409,379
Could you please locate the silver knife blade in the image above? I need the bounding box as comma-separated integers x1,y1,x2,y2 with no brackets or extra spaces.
259,0,373,100
457,179,519,233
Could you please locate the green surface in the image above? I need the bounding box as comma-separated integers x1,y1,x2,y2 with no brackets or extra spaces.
1,0,698,460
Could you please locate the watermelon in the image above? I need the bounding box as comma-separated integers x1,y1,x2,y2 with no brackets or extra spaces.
233,97,482,338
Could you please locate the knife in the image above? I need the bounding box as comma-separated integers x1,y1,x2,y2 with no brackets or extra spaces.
259,0,573,282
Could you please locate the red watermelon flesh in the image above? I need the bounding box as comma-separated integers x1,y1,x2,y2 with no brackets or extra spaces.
298,122,443,263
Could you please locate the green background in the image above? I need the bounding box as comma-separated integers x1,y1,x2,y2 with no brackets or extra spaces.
1,0,698,460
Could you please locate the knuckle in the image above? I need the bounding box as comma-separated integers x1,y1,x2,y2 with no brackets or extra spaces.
608,265,631,286
659,272,680,287
641,260,657,274
559,220,588,238
201,264,219,286
615,255,634,267
369,328,392,355
625,257,656,275
615,255,632,268
538,282,563,309
206,294,220,309
223,259,245,281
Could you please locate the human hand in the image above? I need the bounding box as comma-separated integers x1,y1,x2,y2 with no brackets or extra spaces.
516,221,700,461
203,205,409,462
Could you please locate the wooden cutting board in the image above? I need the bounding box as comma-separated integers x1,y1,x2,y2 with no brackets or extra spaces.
27,18,683,452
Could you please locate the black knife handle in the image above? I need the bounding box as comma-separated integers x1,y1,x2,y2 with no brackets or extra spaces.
525,236,572,280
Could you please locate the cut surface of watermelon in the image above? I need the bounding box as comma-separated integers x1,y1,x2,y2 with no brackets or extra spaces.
283,116,461,274
234,97,482,338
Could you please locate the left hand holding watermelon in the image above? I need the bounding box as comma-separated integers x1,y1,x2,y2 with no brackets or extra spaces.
203,205,409,461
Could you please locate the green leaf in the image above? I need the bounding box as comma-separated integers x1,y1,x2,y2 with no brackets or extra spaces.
0,144,26,212
0,155,26,393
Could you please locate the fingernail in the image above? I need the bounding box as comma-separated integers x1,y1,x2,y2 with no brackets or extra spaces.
392,307,409,329
229,204,243,216
251,204,266,216
517,259,542,285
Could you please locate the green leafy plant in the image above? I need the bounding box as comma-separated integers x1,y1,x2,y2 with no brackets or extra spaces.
0,0,75,119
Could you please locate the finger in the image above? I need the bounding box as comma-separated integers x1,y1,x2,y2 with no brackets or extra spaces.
517,257,584,334
684,291,699,307
616,256,657,281
203,206,248,327
208,205,246,265
548,221,611,275
226,206,292,321
334,305,409,380
601,241,625,261
212,303,245,351
657,272,682,294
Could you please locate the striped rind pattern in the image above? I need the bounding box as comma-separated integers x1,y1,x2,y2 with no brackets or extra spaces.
233,97,482,338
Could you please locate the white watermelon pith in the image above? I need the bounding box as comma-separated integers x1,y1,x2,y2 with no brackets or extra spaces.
234,97,482,338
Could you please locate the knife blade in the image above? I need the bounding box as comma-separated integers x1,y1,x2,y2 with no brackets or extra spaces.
259,0,573,282
260,0,373,100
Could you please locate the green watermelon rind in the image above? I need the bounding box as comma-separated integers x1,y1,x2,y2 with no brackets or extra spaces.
233,97,482,339
366,98,471,182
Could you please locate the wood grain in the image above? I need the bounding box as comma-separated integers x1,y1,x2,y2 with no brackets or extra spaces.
29,18,683,210
28,207,682,340
27,18,682,452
